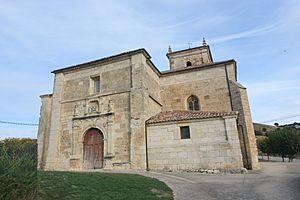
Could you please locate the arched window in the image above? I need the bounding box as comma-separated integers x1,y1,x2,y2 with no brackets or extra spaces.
187,95,200,111
186,61,192,67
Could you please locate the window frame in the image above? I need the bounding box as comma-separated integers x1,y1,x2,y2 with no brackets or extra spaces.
94,77,100,93
187,95,200,111
90,75,100,94
180,126,191,139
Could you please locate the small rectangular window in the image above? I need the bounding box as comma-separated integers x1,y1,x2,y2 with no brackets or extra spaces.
180,126,190,139
92,76,100,93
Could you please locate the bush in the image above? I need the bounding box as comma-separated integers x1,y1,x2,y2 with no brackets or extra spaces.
0,138,37,200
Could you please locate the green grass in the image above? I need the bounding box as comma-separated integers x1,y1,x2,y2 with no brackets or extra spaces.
38,171,173,200
0,138,173,200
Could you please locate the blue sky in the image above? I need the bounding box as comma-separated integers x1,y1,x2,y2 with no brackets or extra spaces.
0,0,299,139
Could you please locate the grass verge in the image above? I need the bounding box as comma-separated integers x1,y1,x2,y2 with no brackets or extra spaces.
38,171,173,200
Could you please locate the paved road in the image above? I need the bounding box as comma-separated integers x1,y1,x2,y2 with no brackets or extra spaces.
139,161,300,200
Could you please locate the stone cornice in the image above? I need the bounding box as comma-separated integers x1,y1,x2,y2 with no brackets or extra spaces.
51,48,151,74
160,59,236,77
72,112,113,120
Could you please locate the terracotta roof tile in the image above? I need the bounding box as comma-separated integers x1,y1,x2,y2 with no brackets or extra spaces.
146,110,238,125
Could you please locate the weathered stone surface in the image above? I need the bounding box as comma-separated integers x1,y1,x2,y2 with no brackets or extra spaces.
147,116,243,171
167,46,213,70
229,81,260,170
37,44,259,171
37,94,52,170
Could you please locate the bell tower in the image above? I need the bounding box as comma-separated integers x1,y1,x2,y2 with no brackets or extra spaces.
167,38,213,70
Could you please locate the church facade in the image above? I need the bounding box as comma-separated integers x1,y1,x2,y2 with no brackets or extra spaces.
38,41,260,171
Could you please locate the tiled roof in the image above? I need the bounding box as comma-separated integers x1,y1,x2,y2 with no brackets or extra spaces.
146,110,238,125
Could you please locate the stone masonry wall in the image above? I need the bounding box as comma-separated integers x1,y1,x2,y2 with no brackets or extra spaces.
160,65,232,112
39,47,258,172
147,117,243,171
37,94,52,170
67,92,130,170
44,73,64,170
44,57,133,170
129,54,159,169
229,81,260,170
167,46,212,70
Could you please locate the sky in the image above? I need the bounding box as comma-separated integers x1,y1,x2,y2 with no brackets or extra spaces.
0,0,299,139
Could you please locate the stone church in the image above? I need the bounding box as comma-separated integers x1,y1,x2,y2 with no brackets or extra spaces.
38,39,260,171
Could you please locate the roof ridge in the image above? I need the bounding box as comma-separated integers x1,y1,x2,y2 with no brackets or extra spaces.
161,59,235,75
51,48,150,74
146,110,238,125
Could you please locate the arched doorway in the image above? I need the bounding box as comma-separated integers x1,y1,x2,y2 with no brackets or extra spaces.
83,128,104,169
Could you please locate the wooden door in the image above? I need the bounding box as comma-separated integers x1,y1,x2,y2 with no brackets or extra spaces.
83,128,103,169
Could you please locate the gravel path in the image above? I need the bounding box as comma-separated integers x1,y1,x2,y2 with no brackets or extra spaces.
139,159,300,200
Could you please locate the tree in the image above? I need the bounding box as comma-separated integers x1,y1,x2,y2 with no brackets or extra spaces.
257,137,271,161
267,127,300,162
285,128,300,162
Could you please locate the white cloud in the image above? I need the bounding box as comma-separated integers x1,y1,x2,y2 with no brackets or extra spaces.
210,23,281,44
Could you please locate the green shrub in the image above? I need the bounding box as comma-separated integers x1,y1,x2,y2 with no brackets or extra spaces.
0,138,37,200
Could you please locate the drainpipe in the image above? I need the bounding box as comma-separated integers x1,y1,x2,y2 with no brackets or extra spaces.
145,122,149,171
128,92,132,164
128,62,133,164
